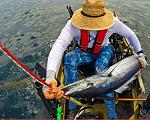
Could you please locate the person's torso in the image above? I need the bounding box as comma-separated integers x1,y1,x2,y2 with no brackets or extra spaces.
73,24,116,48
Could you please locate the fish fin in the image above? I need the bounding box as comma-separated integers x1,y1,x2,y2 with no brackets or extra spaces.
62,80,83,92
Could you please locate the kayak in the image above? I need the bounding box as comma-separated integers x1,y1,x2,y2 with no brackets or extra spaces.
34,33,146,119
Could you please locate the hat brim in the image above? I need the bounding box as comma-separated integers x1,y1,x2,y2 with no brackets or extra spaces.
71,8,114,30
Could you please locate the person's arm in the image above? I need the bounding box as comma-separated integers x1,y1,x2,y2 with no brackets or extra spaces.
113,17,147,68
113,17,142,53
43,20,77,99
47,20,76,77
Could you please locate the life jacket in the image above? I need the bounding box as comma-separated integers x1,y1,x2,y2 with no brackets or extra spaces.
80,29,108,54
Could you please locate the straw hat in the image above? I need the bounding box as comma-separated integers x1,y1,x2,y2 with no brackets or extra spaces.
71,0,114,30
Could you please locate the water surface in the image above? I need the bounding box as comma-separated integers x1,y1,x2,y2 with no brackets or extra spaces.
0,0,150,118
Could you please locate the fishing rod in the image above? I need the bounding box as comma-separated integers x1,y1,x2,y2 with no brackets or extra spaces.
0,41,84,107
0,41,148,102
1,41,150,120
66,4,73,19
0,41,149,116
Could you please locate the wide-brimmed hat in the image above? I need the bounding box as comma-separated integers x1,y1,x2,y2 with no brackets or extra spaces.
71,0,114,30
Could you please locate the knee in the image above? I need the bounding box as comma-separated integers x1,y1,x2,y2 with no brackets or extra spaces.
101,45,115,60
64,52,78,67
95,45,115,72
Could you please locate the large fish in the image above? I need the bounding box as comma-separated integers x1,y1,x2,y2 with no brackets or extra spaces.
62,55,141,98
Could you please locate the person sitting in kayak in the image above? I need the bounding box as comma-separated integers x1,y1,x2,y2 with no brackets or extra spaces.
43,0,147,119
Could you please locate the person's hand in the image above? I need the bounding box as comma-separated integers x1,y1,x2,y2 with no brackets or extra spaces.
43,70,64,99
43,79,64,99
138,53,147,69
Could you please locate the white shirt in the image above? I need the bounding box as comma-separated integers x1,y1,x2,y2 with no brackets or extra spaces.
47,17,142,74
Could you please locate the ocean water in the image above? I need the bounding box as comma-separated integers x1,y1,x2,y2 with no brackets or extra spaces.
0,0,150,118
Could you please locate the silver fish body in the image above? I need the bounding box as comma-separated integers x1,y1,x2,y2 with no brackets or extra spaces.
63,55,141,98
